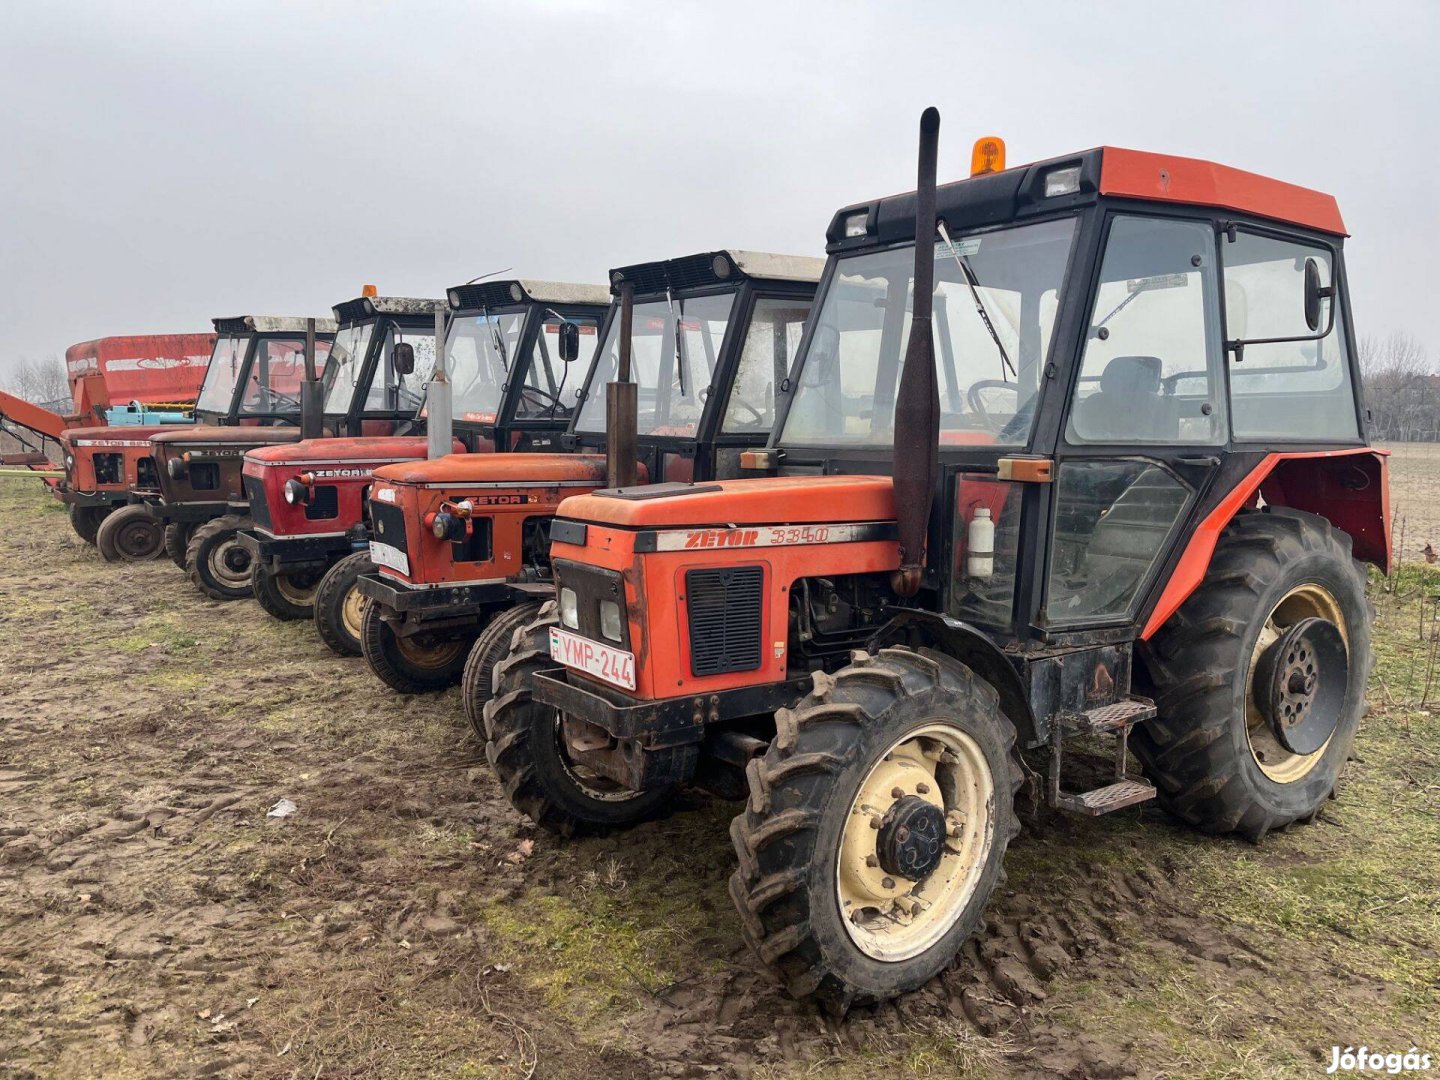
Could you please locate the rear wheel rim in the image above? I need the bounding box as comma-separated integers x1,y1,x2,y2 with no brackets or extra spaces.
1245,583,1347,784
836,723,996,962
208,538,252,589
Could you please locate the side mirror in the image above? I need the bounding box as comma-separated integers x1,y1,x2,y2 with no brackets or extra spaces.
557,322,580,364
392,341,415,376
1303,257,1328,332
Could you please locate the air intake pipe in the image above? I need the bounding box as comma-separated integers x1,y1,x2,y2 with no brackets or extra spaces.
299,317,323,440
890,107,942,599
605,281,638,488
426,302,453,459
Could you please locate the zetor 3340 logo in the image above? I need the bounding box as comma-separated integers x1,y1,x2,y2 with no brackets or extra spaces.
684,529,760,549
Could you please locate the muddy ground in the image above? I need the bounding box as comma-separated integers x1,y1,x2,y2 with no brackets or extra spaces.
1,464,1437,1079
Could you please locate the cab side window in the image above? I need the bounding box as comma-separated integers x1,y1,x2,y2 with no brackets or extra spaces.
1067,217,1225,445
722,296,814,434
1223,232,1360,441
520,316,600,419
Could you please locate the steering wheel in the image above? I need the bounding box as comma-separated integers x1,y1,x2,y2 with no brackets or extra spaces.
519,385,562,411
266,389,301,409
965,379,1019,432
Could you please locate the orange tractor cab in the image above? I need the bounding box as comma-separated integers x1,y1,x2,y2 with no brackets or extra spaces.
81,318,336,562
357,250,822,700
237,280,611,655
485,115,1389,1011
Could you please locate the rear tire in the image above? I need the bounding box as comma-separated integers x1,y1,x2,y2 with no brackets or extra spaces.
69,504,111,546
252,563,324,621
96,504,165,562
164,522,194,570
1133,509,1371,840
186,515,255,600
360,600,471,693
462,601,544,741
729,647,1021,1013
314,552,375,657
483,605,674,835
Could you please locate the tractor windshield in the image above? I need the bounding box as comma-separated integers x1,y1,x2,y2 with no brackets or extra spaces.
321,322,377,413
238,337,332,415
781,217,1076,449
574,292,734,437
447,311,527,422
195,335,248,413
373,323,436,413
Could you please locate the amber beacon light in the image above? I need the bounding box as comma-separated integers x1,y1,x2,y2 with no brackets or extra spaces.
970,136,1006,176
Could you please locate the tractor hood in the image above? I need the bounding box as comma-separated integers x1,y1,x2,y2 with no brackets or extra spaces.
64,424,175,446
152,426,304,448
372,451,611,488
245,436,458,467
557,475,897,529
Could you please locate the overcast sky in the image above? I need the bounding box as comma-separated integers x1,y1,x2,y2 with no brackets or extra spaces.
1,0,1436,374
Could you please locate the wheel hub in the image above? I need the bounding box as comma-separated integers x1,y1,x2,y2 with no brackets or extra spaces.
1254,616,1347,756
876,795,947,882
222,545,250,574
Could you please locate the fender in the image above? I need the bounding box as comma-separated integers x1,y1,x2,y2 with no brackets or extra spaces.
870,608,1040,748
1142,447,1390,640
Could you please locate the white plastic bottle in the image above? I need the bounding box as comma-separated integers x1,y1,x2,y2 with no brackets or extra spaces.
967,507,994,579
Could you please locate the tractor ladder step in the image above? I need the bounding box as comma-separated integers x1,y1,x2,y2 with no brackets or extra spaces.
1047,696,1157,817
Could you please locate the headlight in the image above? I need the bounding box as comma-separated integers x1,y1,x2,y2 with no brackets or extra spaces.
430,511,465,541
599,599,623,642
283,478,309,505
559,587,579,630
1044,165,1081,198
167,456,187,479
842,210,869,238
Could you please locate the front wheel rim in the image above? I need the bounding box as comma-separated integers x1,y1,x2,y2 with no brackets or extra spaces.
836,723,996,962
275,572,320,606
1245,583,1348,784
393,634,466,670
119,521,160,557
208,538,252,588
340,586,368,638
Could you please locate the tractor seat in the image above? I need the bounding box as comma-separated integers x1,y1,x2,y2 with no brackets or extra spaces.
1070,355,1171,442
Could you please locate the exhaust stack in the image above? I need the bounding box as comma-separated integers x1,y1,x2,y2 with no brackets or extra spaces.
427,301,453,459
299,317,323,440
605,280,638,488
890,106,942,598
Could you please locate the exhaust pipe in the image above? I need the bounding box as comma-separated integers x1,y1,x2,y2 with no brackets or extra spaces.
427,301,453,459
299,317,323,440
890,106,942,599
605,280,638,488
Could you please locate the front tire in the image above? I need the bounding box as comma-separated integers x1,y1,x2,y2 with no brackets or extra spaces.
186,515,255,600
462,601,544,741
313,552,375,656
69,504,111,546
1133,509,1371,840
96,504,165,562
253,563,324,621
482,606,674,835
164,522,194,570
729,647,1021,1013
360,601,471,693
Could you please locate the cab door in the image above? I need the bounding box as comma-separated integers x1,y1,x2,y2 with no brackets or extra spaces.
1041,213,1227,634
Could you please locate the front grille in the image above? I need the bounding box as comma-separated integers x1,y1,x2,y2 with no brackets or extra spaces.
370,500,409,555
686,566,763,676
244,475,272,530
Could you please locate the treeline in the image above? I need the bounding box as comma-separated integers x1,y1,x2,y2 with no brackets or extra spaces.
1361,333,1440,443
1,356,70,410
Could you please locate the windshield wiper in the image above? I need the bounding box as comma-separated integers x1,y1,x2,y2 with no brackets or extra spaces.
937,221,1017,380
665,286,686,398
481,302,510,373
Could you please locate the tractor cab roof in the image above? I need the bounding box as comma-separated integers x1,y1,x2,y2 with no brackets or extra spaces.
827,146,1346,256
446,279,611,312
212,315,341,335
331,296,441,326
610,250,825,297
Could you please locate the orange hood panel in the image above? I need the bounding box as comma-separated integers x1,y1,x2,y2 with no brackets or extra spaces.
153,425,303,447
246,436,460,465
559,475,897,528
373,452,611,486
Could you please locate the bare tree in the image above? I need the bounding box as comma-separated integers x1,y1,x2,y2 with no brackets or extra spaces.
2,356,71,410
1359,332,1438,442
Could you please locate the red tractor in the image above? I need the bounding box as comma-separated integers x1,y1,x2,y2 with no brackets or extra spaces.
237,280,611,654
89,316,338,565
357,251,821,703
484,113,1388,1012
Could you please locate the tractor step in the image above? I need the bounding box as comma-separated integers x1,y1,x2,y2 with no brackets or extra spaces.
1051,778,1156,817
1047,696,1158,817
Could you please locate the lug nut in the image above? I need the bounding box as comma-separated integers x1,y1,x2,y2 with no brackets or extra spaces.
881,877,896,890
891,786,905,799
865,855,879,868
916,782,931,795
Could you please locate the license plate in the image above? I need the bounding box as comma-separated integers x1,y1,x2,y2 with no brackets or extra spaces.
369,540,409,576
550,626,636,691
